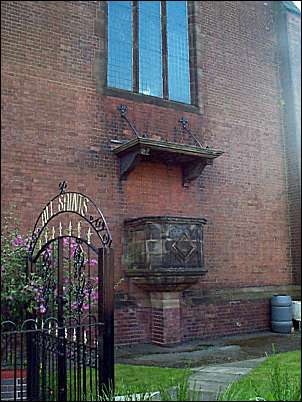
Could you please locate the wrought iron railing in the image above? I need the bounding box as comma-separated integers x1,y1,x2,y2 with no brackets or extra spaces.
1,319,105,401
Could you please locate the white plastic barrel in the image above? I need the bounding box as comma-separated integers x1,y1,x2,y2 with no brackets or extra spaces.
292,301,301,321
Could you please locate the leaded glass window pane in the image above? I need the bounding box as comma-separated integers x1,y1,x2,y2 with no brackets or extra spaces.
167,1,191,104
138,1,163,97
107,1,133,91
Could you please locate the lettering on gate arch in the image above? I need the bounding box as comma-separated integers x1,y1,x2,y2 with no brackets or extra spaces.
40,193,89,227
29,181,112,258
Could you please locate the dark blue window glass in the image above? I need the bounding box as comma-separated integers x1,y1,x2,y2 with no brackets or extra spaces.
167,1,191,104
107,1,133,91
138,1,163,97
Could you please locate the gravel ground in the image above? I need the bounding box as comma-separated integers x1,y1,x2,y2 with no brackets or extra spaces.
115,330,301,368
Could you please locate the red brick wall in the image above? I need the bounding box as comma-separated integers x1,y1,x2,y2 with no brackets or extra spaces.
1,1,299,344
115,306,151,346
182,299,270,340
114,298,271,344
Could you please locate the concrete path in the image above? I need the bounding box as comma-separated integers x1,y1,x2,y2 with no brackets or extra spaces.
188,357,267,401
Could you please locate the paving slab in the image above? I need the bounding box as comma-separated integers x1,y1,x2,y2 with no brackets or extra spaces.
189,379,231,392
188,357,267,401
190,372,242,383
195,366,251,375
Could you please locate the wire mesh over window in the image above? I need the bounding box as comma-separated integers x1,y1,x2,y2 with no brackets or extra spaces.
107,1,191,105
167,1,191,104
139,1,163,97
107,1,133,91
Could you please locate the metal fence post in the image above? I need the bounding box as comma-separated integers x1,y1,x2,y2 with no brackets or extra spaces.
98,247,115,397
26,257,40,401
57,237,67,401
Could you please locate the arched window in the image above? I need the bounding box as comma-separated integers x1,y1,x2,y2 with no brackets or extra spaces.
107,1,191,104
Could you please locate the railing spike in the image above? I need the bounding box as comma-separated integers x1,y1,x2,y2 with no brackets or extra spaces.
68,221,72,236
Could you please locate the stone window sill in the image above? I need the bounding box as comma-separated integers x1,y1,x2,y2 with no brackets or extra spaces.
104,87,201,114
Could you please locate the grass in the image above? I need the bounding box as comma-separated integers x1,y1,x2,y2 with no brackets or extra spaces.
115,364,191,392
62,364,191,400
98,365,199,401
218,350,301,401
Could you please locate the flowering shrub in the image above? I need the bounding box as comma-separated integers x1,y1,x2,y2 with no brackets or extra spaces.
1,213,33,323
1,213,124,324
1,231,99,322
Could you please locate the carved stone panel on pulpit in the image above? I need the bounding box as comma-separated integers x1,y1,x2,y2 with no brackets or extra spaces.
124,216,207,291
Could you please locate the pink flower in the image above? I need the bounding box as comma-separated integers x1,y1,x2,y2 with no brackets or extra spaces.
39,305,46,314
11,235,25,247
91,291,98,301
83,303,89,311
90,259,97,266
42,247,51,257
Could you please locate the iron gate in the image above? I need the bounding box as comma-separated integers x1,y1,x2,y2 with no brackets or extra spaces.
1,183,114,401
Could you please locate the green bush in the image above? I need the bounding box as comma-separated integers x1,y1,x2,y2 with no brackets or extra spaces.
1,210,33,323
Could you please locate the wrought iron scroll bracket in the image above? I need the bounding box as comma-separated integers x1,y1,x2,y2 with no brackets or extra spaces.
39,247,54,313
117,104,141,139
73,241,86,315
179,117,203,148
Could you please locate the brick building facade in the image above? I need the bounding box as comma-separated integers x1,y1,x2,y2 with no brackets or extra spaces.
1,1,301,345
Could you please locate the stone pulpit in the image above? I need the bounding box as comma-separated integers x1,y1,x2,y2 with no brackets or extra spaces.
124,216,207,344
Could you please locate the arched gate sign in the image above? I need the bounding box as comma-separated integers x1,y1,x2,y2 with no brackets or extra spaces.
29,181,112,257
2,183,114,401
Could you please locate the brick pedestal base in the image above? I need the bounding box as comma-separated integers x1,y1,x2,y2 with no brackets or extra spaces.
150,292,182,345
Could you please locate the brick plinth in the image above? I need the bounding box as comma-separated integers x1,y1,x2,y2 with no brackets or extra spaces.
150,292,182,345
